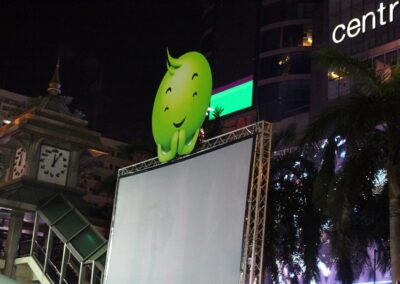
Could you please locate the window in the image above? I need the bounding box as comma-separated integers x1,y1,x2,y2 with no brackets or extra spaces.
282,80,310,117
282,25,304,48
260,24,312,52
289,52,311,74
259,55,282,78
260,29,281,52
259,52,311,78
385,50,398,67
257,80,310,121
302,24,313,47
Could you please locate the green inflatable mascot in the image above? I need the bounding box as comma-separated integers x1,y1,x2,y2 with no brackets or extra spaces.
152,49,212,163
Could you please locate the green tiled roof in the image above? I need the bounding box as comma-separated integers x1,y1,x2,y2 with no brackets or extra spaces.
38,194,107,263
84,243,108,270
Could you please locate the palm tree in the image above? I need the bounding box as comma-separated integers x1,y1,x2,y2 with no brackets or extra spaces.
303,46,400,282
264,124,322,283
312,135,390,282
202,105,224,139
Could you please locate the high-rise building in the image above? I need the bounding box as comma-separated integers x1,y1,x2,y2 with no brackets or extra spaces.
256,0,324,124
201,0,327,134
205,0,400,138
327,0,400,100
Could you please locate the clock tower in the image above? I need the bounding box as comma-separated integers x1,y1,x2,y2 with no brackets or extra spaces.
0,60,109,276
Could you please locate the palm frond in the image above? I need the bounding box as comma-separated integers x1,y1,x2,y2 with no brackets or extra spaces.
272,123,297,151
316,46,382,93
312,136,336,214
302,93,388,144
265,149,321,281
202,106,224,139
300,45,397,282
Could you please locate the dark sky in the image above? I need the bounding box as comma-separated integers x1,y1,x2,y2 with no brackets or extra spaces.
0,0,258,142
0,0,204,143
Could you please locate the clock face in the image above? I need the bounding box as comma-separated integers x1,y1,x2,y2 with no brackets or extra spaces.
12,147,27,179
37,145,70,186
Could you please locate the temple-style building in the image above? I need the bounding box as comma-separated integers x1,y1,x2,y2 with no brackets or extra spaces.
0,60,115,283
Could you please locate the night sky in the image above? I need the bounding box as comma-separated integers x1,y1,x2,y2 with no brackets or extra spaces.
0,0,206,140
0,1,205,143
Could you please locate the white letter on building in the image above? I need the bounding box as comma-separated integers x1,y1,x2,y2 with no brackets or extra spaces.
362,11,376,32
390,1,400,22
347,18,361,38
332,24,346,43
377,2,387,26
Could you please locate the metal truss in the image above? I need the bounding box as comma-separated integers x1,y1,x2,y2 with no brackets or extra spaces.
117,121,272,284
241,121,272,284
119,121,268,177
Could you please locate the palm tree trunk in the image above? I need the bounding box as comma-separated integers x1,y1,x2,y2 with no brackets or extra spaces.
387,163,400,283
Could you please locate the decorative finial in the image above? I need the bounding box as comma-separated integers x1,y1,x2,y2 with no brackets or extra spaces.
47,57,61,96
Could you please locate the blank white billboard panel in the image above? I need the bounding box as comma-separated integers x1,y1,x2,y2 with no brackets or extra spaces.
105,138,254,284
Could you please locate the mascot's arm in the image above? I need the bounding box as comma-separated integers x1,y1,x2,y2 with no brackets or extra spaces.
178,128,200,155
157,132,178,163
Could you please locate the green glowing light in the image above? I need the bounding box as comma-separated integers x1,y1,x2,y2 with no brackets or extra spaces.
209,80,253,120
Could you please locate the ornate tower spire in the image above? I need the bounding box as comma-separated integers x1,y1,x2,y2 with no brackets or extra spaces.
47,57,61,96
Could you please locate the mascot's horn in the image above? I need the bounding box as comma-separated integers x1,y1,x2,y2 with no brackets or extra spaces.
167,48,182,69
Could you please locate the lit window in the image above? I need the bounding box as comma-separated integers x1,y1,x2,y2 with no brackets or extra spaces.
278,55,290,66
328,71,341,80
302,25,313,47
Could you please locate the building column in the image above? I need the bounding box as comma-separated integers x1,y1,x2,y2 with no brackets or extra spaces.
59,244,69,284
66,150,82,188
4,209,24,277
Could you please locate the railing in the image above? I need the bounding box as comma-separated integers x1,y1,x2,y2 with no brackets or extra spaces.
47,259,61,284
119,121,268,177
65,256,80,284
6,203,106,284
32,240,46,269
31,240,79,284
17,239,31,257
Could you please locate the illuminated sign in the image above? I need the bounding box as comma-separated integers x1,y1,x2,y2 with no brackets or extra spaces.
332,1,399,43
152,50,212,163
209,76,253,120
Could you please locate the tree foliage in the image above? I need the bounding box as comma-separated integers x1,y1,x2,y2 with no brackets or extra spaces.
302,46,397,282
264,124,322,283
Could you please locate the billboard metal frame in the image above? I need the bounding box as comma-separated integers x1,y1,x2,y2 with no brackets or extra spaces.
117,121,272,284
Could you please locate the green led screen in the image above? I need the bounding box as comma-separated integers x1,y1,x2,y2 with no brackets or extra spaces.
209,78,253,120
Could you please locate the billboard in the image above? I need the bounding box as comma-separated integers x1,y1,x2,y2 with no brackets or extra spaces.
104,138,254,284
209,76,253,119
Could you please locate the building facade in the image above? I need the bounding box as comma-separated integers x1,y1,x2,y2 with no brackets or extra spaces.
79,137,152,218
0,89,28,125
255,0,400,124
202,0,326,135
328,0,400,100
0,88,147,227
0,61,153,281
257,0,322,123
